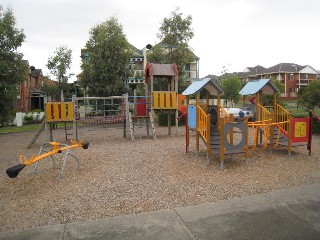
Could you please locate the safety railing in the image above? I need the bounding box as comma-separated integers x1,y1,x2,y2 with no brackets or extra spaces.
197,105,210,141
274,103,291,135
152,91,177,109
256,104,272,124
217,104,233,127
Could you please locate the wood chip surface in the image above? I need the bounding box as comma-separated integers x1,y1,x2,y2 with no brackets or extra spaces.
0,124,319,232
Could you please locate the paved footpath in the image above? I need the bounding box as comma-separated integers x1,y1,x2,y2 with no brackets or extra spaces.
1,183,320,240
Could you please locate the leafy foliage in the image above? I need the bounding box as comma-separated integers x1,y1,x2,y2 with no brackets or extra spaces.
220,75,242,104
81,17,131,97
47,45,73,94
147,9,195,92
298,81,320,111
0,6,27,126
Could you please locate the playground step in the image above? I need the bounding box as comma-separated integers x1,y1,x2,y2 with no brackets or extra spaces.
210,130,221,149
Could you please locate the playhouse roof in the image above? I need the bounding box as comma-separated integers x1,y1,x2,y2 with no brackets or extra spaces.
239,79,280,95
182,77,224,96
145,62,178,79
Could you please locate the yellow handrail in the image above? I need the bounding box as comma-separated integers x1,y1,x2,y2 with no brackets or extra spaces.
197,106,209,141
218,105,233,127
274,103,291,135
256,104,272,123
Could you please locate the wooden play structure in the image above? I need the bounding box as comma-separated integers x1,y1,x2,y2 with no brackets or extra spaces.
182,77,249,169
125,62,180,141
6,140,89,179
239,79,313,157
183,78,314,169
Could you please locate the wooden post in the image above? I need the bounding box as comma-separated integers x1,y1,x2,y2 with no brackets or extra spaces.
186,96,189,153
196,93,200,156
288,112,292,157
206,114,211,160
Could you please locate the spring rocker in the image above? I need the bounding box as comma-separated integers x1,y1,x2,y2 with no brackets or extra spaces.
6,140,89,179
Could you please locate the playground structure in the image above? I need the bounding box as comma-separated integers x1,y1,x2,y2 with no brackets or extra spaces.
182,78,314,169
240,79,313,156
125,62,181,141
26,62,183,145
6,140,89,179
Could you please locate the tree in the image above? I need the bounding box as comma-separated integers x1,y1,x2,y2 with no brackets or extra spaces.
47,45,73,97
221,75,242,106
147,9,195,92
298,81,320,112
81,17,131,97
0,6,27,126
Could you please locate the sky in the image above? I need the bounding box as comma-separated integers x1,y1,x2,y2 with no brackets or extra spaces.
2,0,320,82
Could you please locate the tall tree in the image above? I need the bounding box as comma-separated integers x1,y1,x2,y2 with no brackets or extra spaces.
221,75,242,106
0,6,27,126
47,45,73,97
148,9,195,92
81,17,131,96
298,81,320,112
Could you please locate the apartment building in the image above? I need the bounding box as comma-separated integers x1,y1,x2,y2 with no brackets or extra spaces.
238,63,319,99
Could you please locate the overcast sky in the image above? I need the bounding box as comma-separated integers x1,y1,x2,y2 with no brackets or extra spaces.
2,0,320,82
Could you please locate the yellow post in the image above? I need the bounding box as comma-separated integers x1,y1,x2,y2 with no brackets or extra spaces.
244,118,249,159
206,113,211,159
196,93,200,156
220,121,225,169
288,112,292,157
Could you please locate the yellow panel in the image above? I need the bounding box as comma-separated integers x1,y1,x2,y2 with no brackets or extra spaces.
159,92,165,109
46,103,52,122
61,103,67,121
294,122,306,137
166,92,171,109
171,92,177,109
54,103,60,121
153,92,159,109
67,102,74,121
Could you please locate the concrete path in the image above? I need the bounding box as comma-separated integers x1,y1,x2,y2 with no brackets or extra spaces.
1,183,320,240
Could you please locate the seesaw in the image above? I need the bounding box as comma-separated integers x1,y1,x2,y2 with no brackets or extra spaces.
6,140,89,179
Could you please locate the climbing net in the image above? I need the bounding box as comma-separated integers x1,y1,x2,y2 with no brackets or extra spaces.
73,96,126,124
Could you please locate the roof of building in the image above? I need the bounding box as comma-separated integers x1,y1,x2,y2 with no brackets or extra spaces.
246,65,267,74
265,63,304,73
182,77,224,96
239,79,280,95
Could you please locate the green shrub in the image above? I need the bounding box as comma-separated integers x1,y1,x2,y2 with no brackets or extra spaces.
32,109,43,113
312,116,320,134
23,115,34,121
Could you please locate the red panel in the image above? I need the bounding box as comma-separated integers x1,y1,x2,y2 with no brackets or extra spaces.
291,118,309,143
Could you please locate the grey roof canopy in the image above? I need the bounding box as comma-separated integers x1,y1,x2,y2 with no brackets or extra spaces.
182,77,224,96
239,79,280,95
